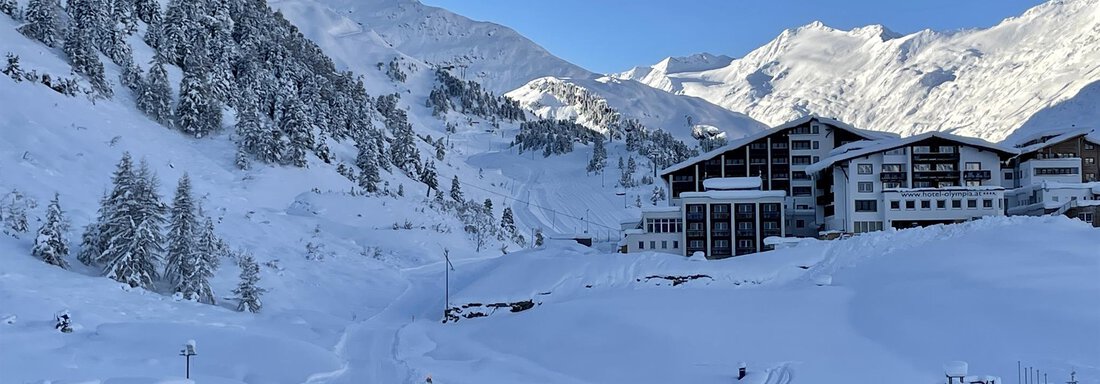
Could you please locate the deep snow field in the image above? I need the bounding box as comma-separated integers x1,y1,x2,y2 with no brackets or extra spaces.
3,214,1098,383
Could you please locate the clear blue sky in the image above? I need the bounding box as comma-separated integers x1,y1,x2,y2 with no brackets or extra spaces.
420,0,1046,74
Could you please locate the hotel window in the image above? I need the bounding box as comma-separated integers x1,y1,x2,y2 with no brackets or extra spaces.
935,163,955,171
1086,143,1096,150
737,239,754,249
884,148,906,156
937,200,946,209
762,203,780,212
796,219,805,228
750,158,768,164
750,142,768,149
1087,173,1097,181
858,182,874,193
967,199,978,208
796,204,811,210
965,162,982,170
726,158,745,165
792,171,810,180
737,222,753,230
792,186,812,196
813,156,820,163
772,142,788,149
983,199,994,208
689,240,704,249
938,181,957,187
792,156,813,165
914,181,933,188
890,201,900,210
673,175,693,182
952,200,962,208
921,200,931,209
688,222,704,230
965,180,982,187
812,141,820,149
714,240,729,249
714,222,729,230
1004,172,1013,180
763,221,779,229
1086,157,1096,164
854,221,884,233
811,124,820,134
1035,167,1079,175
688,205,704,213
662,241,668,249
913,163,932,171
883,182,906,189
737,204,754,213
913,146,931,154
673,241,679,248
638,242,644,250
906,201,915,210
1078,213,1094,223
882,164,903,172
938,146,956,153
854,200,877,212
773,157,788,164
857,164,873,174
650,241,656,249
713,204,730,213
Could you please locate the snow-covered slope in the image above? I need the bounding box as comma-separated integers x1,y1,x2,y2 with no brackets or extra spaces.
296,0,593,93
506,75,768,141
616,0,1100,143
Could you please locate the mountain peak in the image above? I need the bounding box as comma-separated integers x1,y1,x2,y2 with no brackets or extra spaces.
652,52,735,74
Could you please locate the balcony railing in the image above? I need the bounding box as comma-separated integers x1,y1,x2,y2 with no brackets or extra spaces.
711,231,731,238
762,211,781,219
735,212,754,219
711,212,730,220
880,172,906,182
736,229,755,237
686,213,705,221
762,229,782,237
963,170,992,180
686,230,706,238
912,171,960,180
736,247,757,255
912,152,958,160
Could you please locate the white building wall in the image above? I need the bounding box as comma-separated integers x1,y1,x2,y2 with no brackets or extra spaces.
1019,158,1082,186
959,146,1004,186
846,155,888,231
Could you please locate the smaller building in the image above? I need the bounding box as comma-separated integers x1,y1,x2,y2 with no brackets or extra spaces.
622,176,786,259
1006,127,1100,226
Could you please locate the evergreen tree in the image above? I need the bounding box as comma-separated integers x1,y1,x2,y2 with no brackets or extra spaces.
534,229,544,247
355,141,381,193
164,174,198,291
77,192,109,266
449,175,463,202
63,0,111,97
176,69,217,138
651,186,666,206
119,60,143,96
0,0,18,20
233,253,265,313
19,0,60,47
279,99,314,167
133,0,158,25
586,135,607,174
32,193,69,269
419,159,438,197
483,198,493,217
189,211,220,304
2,53,22,82
500,207,516,236
102,159,165,288
137,57,174,127
1,189,33,236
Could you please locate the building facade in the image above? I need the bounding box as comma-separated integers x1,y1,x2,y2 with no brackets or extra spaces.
622,177,785,258
660,116,897,237
1004,128,1100,226
805,132,1015,232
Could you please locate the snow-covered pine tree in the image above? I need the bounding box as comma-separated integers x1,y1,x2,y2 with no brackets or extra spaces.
189,211,220,304
651,186,666,206
102,159,165,288
233,252,265,313
500,207,516,237
2,53,22,81
119,60,143,96
137,57,174,127
482,198,493,218
133,0,157,24
1,189,34,236
586,135,607,174
62,1,111,97
19,0,60,47
434,137,446,161
280,98,314,167
449,175,463,203
534,229,544,247
0,0,18,19
304,225,325,261
419,159,438,197
164,174,198,291
77,191,109,266
176,69,217,138
354,141,382,193
32,193,70,269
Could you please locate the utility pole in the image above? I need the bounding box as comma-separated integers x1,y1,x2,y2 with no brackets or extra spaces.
585,209,590,234
443,248,454,320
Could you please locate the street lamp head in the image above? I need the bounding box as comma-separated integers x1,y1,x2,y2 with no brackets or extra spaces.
182,340,197,355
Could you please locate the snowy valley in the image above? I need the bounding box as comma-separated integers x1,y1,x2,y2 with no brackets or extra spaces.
0,0,1097,382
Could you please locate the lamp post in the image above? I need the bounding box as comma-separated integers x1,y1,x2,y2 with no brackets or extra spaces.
585,209,590,234
180,340,197,379
443,248,454,321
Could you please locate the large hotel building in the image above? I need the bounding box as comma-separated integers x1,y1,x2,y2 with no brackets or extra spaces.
621,117,1100,259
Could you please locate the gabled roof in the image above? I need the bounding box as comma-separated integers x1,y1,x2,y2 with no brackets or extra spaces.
1014,127,1095,155
659,116,898,176
806,131,1017,174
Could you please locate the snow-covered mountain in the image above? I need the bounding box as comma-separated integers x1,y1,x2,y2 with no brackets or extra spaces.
297,0,593,93
506,75,768,141
615,0,1100,143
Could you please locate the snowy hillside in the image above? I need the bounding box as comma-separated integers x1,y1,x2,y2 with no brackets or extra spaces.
615,0,1100,143
288,0,593,93
506,75,768,141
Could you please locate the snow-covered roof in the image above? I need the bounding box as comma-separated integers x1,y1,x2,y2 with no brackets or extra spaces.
1014,127,1095,154
702,177,762,191
679,190,786,200
807,131,1017,174
640,206,682,213
660,116,897,176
